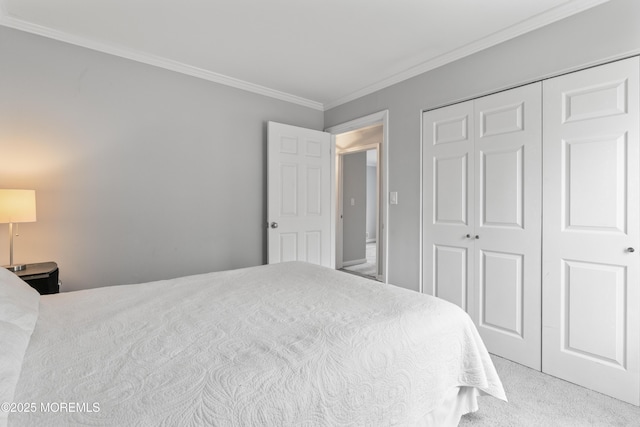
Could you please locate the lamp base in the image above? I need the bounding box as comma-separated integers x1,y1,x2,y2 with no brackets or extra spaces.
4,264,27,272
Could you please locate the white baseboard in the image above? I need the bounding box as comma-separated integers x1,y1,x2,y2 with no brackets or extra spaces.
342,258,367,267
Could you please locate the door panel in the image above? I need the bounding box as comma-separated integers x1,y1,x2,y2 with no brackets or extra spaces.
423,101,474,305
542,57,639,405
473,83,542,370
306,166,322,215
565,135,627,232
434,245,468,310
480,102,524,137
268,122,332,267
434,154,469,225
279,233,297,262
280,163,298,215
563,79,628,123
480,250,524,337
563,260,625,366
434,114,469,144
305,231,322,265
480,146,524,228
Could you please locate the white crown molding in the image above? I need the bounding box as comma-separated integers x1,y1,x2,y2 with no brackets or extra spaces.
324,0,609,110
0,0,608,112
0,11,324,111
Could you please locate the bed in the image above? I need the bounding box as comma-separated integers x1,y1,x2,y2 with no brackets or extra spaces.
1,261,505,426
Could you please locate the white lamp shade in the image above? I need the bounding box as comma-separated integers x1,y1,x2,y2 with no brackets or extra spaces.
0,190,37,223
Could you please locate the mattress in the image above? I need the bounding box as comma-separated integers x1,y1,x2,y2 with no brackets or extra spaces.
7,262,505,426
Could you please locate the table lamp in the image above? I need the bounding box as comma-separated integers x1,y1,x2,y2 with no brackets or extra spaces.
0,189,37,272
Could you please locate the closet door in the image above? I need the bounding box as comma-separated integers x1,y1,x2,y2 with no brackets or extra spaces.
472,83,542,370
422,101,475,310
423,85,542,370
542,57,640,405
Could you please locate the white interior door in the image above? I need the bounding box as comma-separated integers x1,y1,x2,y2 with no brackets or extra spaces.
542,57,640,405
472,83,542,370
422,100,475,311
267,122,333,267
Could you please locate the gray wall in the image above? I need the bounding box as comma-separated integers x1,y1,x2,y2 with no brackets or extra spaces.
366,163,377,241
0,27,323,291
325,0,640,292
2,0,639,293
342,152,367,263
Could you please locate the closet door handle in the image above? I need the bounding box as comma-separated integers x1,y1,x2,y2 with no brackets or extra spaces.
465,234,471,239
475,235,479,239
628,247,635,253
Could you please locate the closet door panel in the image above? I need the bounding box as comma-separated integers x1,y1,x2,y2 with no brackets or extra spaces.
473,83,542,370
480,250,524,337
480,146,524,228
542,57,640,405
434,245,468,310
422,101,474,310
565,135,627,232
434,154,469,225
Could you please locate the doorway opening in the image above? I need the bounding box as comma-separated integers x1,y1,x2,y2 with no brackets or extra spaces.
338,145,379,279
326,110,388,283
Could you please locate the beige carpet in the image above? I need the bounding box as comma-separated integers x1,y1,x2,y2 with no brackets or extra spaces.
460,355,640,426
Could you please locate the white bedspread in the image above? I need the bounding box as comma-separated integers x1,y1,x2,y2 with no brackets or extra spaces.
10,262,505,426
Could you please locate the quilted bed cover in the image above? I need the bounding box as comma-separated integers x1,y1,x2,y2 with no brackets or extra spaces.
10,262,505,426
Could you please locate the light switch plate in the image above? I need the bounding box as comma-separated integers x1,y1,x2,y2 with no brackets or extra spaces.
390,191,398,205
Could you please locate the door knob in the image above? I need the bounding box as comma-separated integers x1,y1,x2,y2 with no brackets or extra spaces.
475,235,479,239
465,234,471,238
270,222,279,229
628,247,635,253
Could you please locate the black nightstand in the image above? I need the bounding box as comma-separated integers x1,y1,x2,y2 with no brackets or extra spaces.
14,262,59,295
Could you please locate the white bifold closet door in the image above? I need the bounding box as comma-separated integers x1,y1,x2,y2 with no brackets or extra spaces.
542,57,640,405
422,83,542,370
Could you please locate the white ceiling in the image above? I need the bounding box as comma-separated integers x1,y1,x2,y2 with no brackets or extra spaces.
0,0,607,111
